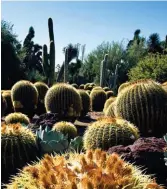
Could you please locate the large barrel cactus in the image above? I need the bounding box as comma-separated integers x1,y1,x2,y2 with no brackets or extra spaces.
45,83,82,120
11,80,38,118
2,91,14,115
1,123,39,184
77,89,90,116
116,79,167,137
5,149,163,189
83,117,139,150
34,82,49,115
118,81,130,94
90,89,107,111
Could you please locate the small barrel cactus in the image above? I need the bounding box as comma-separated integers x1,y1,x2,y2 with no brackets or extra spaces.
105,101,117,117
5,149,163,189
1,94,7,117
103,86,110,91
36,125,69,155
83,117,139,150
103,97,116,113
2,91,14,115
106,90,114,99
79,84,84,89
90,89,107,111
5,112,30,125
92,86,103,91
71,83,78,89
11,80,38,118
34,82,49,115
52,121,77,140
116,79,167,137
77,89,90,116
45,83,82,120
1,123,39,184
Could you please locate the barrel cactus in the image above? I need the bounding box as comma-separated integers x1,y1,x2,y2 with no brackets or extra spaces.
77,89,90,116
71,83,78,89
118,81,130,94
52,121,77,140
90,90,107,111
116,79,167,137
45,83,82,120
1,94,7,117
5,112,30,125
105,101,117,117
106,90,114,99
79,84,84,89
5,149,163,189
2,91,14,115
1,123,39,184
11,80,38,118
103,97,116,113
92,86,103,91
34,82,49,115
83,117,139,150
103,86,110,91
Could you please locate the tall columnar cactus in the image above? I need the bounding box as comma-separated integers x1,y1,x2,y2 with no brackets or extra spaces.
1,123,39,184
90,89,106,111
77,89,90,116
11,80,38,118
64,48,68,82
5,149,163,189
42,18,55,86
45,83,82,120
100,54,108,87
83,117,139,150
34,82,49,115
116,79,167,137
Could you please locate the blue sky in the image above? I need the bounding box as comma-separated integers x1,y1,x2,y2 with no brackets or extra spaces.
2,1,167,66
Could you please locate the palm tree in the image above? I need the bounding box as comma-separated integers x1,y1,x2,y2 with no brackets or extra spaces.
147,33,163,53
56,44,79,82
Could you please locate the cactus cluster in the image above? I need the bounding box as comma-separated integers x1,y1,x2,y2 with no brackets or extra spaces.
5,112,30,125
45,83,82,120
77,89,90,116
1,123,39,184
52,121,77,140
90,89,106,111
83,117,139,150
116,79,167,137
6,149,163,189
11,80,38,118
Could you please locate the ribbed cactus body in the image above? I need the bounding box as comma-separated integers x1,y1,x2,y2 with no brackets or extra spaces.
83,117,139,150
105,101,116,117
1,123,39,184
5,112,30,125
2,91,14,115
1,94,7,117
77,89,90,116
45,83,82,119
103,97,116,113
118,81,130,94
52,121,77,140
11,80,38,118
90,90,106,111
64,48,68,83
100,54,108,87
116,79,167,137
34,82,49,115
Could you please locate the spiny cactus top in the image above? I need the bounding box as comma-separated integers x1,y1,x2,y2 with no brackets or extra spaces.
5,149,164,189
45,83,82,118
118,81,130,93
116,79,167,137
34,82,49,103
5,112,30,125
83,117,140,150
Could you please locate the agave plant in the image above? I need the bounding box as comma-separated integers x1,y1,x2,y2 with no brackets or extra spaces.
164,134,167,166
36,125,69,155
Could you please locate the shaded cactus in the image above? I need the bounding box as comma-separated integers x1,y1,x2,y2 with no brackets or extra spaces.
83,117,139,150
103,87,110,91
45,83,82,120
116,79,167,137
103,97,116,113
106,90,114,99
36,125,69,155
11,80,38,118
5,112,30,125
1,123,39,184
2,91,14,115
90,89,106,111
79,84,84,89
84,83,93,91
52,121,77,140
6,149,164,189
71,83,78,89
34,82,49,115
77,89,90,116
100,54,108,87
1,94,7,117
105,101,117,117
